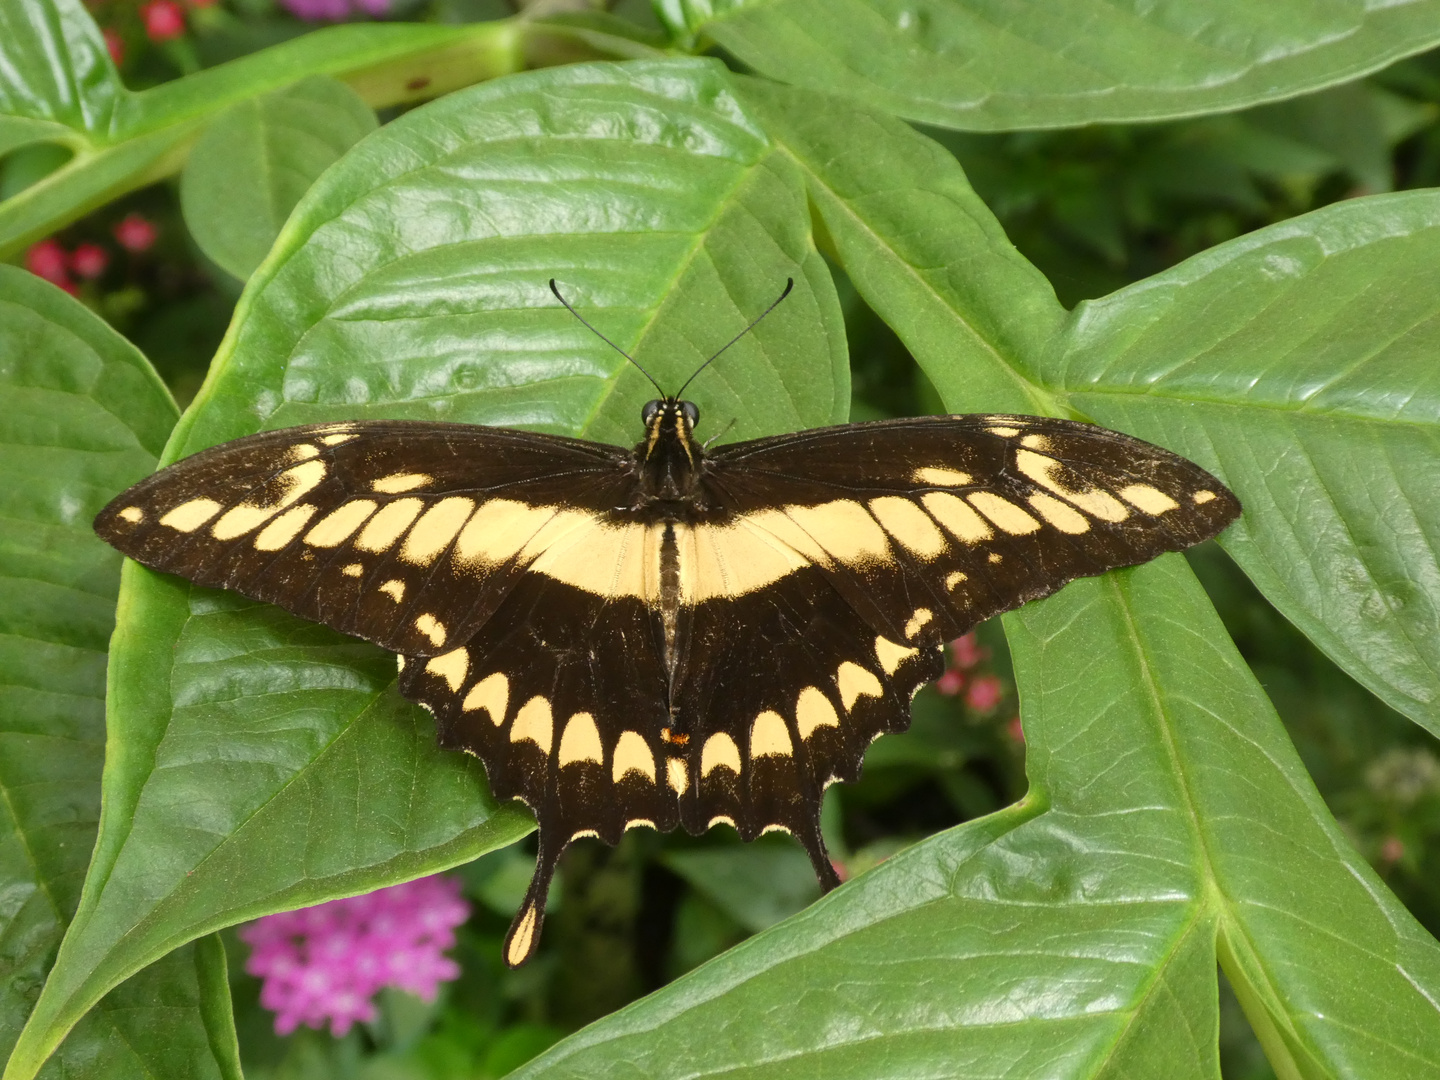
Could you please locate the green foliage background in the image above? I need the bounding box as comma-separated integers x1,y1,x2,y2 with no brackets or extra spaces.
4,1,1440,1078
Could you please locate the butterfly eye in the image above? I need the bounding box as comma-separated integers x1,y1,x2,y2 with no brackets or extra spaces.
681,401,700,428
641,400,662,425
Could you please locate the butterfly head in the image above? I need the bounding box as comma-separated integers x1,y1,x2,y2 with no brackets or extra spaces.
642,396,700,466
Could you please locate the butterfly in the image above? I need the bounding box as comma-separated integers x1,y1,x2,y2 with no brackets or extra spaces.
94,280,1241,966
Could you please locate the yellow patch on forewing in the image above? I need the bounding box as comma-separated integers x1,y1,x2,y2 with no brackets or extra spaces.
356,497,424,552
987,425,1021,437
380,579,405,602
1119,483,1180,515
212,459,328,540
453,499,558,569
913,466,972,486
305,500,377,547
1193,490,1217,505
875,635,919,675
253,504,317,551
795,686,840,739
119,506,145,524
160,498,223,533
463,671,508,724
290,443,320,460
506,903,539,968
967,492,1041,535
750,711,793,758
558,713,604,767
401,497,475,565
527,517,649,600
783,500,892,567
342,563,364,577
319,431,357,446
414,613,446,647
1016,449,1129,522
613,731,656,783
945,571,968,589
1020,434,1051,450
921,492,993,542
425,648,469,692
1027,493,1091,534
741,509,834,566
836,661,883,710
686,520,808,602
510,696,553,755
869,497,948,558
667,757,689,795
904,608,934,639
701,733,741,777
372,472,432,494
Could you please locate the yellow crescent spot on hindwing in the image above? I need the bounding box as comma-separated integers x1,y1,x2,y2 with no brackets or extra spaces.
510,696,553,755
701,733,741,777
463,672,508,725
613,731,656,783
558,713,603,767
750,711,793,759
875,635,919,676
424,648,469,692
904,608,933,639
380,579,405,602
795,686,840,740
836,662,883,710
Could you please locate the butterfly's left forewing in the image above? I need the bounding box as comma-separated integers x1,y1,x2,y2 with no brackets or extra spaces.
94,421,636,657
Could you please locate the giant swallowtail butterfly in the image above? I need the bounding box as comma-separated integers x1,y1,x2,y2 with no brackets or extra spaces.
95,280,1240,967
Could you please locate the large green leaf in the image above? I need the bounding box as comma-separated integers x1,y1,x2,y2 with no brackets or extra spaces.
0,266,239,1079
514,558,1440,1078
7,58,848,1078
1044,192,1440,732
179,76,378,281
0,0,527,257
659,0,1440,131
740,77,1440,732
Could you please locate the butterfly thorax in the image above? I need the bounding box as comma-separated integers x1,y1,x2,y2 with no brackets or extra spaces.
629,397,710,522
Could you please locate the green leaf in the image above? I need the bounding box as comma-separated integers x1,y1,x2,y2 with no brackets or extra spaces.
739,77,1440,737
0,0,526,257
9,57,848,1077
513,557,1440,1079
180,76,378,281
0,266,239,1080
1043,190,1440,733
664,844,820,933
659,0,1440,130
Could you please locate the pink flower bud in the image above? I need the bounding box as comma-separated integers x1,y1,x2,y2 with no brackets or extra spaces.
141,0,186,40
934,669,964,696
965,674,1003,713
103,28,125,66
25,240,70,286
71,243,109,279
113,213,158,252
1381,836,1405,863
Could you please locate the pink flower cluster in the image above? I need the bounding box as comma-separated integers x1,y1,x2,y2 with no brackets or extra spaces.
279,0,389,22
240,874,470,1037
25,214,156,294
934,632,1003,712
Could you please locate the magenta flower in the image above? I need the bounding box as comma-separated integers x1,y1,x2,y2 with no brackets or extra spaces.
278,0,389,21
240,874,470,1037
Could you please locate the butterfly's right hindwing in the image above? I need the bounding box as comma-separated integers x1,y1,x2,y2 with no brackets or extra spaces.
94,421,635,656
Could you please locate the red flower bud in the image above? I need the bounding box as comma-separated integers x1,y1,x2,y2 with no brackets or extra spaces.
113,213,158,253
140,0,186,41
71,243,109,279
26,240,71,286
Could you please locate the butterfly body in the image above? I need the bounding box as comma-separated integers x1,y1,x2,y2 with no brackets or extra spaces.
96,399,1239,967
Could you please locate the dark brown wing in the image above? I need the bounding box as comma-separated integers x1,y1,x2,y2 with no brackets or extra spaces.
93,421,635,657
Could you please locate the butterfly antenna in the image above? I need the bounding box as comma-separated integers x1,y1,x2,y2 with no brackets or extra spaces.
677,278,794,399
550,280,665,396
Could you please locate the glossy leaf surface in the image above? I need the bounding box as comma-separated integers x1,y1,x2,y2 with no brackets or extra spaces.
10,58,848,1076
180,76,378,281
0,268,239,1080
659,0,1440,131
